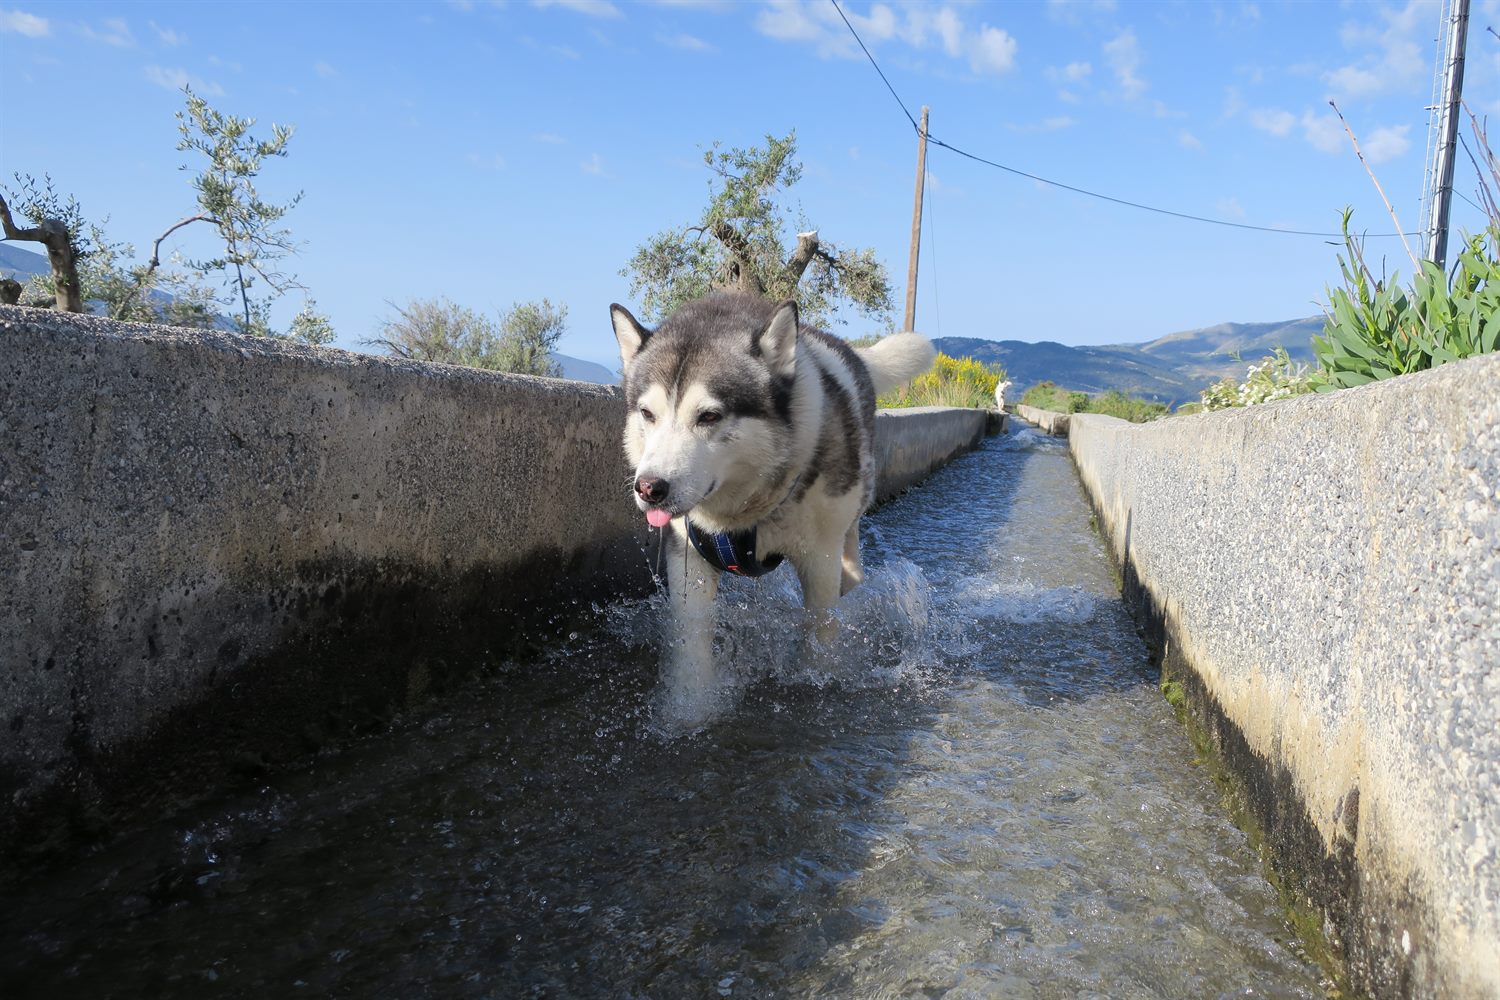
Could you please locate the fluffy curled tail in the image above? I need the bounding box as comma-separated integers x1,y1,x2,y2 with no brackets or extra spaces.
855,332,937,395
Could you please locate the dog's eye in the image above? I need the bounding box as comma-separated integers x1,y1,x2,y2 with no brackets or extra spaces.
640,408,655,424
697,411,722,427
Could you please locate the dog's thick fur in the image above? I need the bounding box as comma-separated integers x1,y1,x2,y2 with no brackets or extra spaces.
611,291,935,725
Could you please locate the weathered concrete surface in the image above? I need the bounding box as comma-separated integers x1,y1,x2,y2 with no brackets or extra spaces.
0,306,991,871
0,306,655,867
1015,403,1070,436
872,404,990,503
1069,354,1500,999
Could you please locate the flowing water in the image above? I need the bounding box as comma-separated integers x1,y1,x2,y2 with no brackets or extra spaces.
1,424,1329,998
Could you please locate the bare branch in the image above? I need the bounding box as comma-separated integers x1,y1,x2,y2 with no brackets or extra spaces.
113,212,219,319
149,213,215,267
1329,100,1420,270
0,194,45,242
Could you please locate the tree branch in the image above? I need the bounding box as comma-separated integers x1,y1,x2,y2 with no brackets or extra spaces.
1329,100,1420,271
149,213,215,267
0,192,83,312
711,220,765,295
114,212,218,319
786,229,820,283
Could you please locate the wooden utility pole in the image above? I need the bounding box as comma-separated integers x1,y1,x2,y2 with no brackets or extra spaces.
1428,0,1470,269
904,106,929,333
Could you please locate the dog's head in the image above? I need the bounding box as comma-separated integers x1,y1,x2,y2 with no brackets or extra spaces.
610,295,798,527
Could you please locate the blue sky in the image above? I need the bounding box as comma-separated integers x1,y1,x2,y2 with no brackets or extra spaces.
3,0,1497,367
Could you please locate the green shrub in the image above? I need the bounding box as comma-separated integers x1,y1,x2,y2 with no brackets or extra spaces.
1317,210,1500,389
1199,347,1317,411
879,352,1006,409
1019,380,1081,413
1019,381,1166,423
1090,389,1169,422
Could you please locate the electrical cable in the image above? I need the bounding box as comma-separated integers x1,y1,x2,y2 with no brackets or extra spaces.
828,0,1422,240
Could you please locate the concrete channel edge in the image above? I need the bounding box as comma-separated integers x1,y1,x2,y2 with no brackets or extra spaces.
1042,356,1500,1000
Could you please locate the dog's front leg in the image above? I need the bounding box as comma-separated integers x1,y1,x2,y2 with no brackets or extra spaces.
793,549,845,645
660,521,722,726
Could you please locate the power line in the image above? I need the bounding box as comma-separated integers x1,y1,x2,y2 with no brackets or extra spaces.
829,0,918,132
924,169,941,337
828,0,1418,240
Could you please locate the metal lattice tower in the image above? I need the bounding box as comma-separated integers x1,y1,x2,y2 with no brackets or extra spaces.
1419,0,1453,241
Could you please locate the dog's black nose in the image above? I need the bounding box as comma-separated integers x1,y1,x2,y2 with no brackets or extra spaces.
636,477,670,503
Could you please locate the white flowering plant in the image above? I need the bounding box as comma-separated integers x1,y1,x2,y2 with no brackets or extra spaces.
1199,347,1317,411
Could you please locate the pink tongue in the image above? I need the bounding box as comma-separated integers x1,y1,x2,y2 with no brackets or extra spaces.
646,508,673,528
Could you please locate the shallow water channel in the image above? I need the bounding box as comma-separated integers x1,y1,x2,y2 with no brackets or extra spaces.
2,424,1329,998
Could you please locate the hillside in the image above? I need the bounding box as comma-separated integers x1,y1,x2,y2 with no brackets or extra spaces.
934,316,1323,407
0,242,50,280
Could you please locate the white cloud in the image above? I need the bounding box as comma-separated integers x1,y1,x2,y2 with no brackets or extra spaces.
1046,0,1117,23
1008,115,1076,133
532,0,623,18
1249,107,1295,136
1223,85,1246,119
581,152,607,175
926,171,962,197
82,16,133,46
148,20,184,46
467,152,507,170
1364,124,1411,163
755,1,1017,76
1179,130,1203,150
969,24,1017,74
1102,28,1145,99
1322,65,1384,99
534,132,567,144
1054,60,1091,82
314,60,337,77
1216,196,1246,220
0,8,48,36
144,65,223,96
1323,0,1427,99
1300,109,1347,154
658,32,715,52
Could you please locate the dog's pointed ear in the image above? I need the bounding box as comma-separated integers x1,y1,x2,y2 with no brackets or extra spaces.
757,299,799,377
610,304,652,369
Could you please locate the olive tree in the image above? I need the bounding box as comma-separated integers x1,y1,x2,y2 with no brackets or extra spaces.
369,297,566,377
622,131,893,328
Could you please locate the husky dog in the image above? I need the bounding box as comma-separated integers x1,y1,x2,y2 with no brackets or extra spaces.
610,291,935,725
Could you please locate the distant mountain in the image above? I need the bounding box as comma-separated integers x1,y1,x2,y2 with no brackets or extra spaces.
934,316,1323,407
556,354,618,384
0,242,50,280
1122,317,1322,385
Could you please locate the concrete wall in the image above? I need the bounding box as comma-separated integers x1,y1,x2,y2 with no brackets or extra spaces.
872,404,991,503
0,306,988,868
1068,355,1500,999
1014,403,1070,436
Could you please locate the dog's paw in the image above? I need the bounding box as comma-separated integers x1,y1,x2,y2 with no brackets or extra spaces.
651,659,729,735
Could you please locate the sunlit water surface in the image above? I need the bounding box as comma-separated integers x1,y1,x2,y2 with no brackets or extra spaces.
2,425,1328,998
